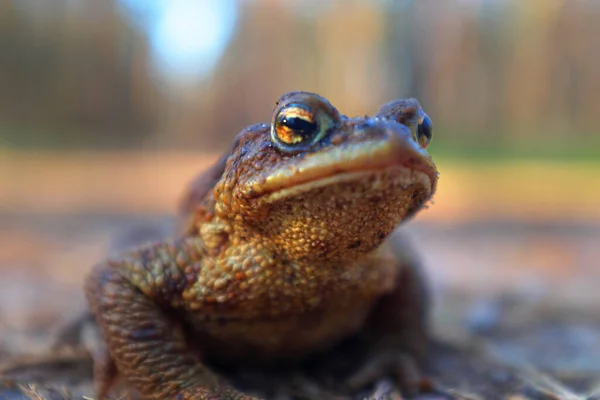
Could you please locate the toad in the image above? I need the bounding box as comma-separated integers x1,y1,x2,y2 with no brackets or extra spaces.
85,91,438,399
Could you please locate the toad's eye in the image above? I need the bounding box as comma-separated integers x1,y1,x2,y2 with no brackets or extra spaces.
272,104,320,148
416,114,433,148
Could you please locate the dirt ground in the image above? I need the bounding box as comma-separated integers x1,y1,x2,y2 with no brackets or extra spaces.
0,212,598,400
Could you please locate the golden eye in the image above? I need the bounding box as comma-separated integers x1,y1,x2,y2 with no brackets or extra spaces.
272,104,320,147
417,114,433,148
410,113,433,149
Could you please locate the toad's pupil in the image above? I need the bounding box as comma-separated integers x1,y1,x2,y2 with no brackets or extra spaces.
282,117,317,136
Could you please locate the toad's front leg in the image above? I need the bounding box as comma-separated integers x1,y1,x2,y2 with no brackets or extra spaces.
85,237,261,400
346,235,431,396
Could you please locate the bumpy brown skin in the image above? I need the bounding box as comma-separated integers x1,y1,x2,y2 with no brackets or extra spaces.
85,92,439,400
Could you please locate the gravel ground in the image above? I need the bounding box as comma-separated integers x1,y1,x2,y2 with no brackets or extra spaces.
0,214,599,399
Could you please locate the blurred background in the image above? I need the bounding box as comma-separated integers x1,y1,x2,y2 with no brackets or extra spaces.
1,0,600,383
1,0,600,219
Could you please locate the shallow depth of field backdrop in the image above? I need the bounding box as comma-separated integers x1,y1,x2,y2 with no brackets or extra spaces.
1,0,599,398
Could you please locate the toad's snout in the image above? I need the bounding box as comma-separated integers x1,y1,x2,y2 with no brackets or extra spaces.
349,118,437,189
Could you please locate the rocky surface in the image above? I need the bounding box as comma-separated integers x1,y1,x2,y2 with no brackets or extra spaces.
0,214,598,399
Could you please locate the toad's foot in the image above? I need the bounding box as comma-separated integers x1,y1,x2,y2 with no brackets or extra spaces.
172,388,263,400
345,350,422,396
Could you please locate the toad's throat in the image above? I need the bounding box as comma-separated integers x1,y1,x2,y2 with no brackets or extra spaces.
246,138,438,198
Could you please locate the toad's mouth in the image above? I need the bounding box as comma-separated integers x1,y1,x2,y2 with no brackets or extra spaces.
265,167,433,204
245,136,438,200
